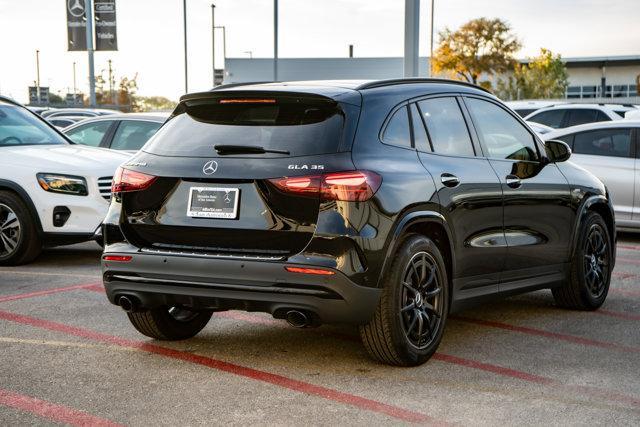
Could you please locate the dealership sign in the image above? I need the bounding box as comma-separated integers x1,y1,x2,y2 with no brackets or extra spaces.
94,0,118,51
66,0,118,51
66,0,88,50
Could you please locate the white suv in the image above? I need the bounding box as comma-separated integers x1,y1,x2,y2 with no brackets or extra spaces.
524,104,633,129
0,97,129,265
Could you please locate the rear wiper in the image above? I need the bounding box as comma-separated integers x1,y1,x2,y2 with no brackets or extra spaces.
214,145,290,155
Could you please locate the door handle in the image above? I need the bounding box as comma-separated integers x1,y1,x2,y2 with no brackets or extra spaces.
505,174,522,188
440,173,460,188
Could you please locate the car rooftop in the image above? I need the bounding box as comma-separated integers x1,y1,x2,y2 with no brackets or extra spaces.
211,78,491,92
544,119,640,138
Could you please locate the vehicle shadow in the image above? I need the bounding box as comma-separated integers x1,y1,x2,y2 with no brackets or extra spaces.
31,242,102,269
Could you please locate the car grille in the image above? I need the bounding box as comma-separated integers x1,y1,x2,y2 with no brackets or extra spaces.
98,176,113,201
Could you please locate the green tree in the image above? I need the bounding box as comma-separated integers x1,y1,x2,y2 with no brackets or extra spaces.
136,96,176,112
496,49,569,100
117,73,139,112
432,17,521,87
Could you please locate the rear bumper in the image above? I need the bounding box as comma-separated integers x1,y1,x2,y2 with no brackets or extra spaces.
101,247,381,325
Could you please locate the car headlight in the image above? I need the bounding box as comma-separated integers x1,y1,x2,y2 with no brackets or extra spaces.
37,173,88,196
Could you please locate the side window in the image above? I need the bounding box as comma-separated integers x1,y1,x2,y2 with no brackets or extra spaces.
382,107,411,148
566,109,599,127
596,110,612,122
573,129,632,158
110,120,162,151
527,109,566,128
466,98,539,161
65,121,112,147
553,134,574,148
417,97,474,156
409,103,430,152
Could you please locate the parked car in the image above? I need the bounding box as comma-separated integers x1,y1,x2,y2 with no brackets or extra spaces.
63,113,168,152
41,108,118,119
524,104,633,129
101,79,615,366
0,96,130,265
48,116,86,129
545,120,640,230
505,100,564,118
526,121,554,135
26,106,56,116
624,109,640,120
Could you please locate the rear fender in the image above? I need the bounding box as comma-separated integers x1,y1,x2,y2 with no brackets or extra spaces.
378,211,455,288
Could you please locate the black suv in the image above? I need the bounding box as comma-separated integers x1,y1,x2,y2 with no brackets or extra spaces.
102,79,615,366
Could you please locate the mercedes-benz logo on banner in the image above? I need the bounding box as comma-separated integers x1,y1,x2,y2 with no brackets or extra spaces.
202,160,218,175
68,0,85,17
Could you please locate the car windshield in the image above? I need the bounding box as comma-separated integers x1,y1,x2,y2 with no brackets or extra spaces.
0,105,68,146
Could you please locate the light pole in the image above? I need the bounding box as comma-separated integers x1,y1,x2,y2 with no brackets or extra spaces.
73,62,77,97
273,0,278,81
85,0,96,106
403,0,420,78
183,0,188,93
429,0,435,77
211,4,215,87
215,26,227,65
35,50,41,91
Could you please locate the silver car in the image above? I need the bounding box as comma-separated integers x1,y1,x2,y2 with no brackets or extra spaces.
63,112,168,153
545,120,640,231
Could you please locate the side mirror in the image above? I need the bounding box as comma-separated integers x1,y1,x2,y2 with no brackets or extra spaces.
545,140,571,163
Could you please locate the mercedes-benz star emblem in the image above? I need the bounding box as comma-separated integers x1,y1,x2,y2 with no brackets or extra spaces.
68,0,85,17
202,160,218,175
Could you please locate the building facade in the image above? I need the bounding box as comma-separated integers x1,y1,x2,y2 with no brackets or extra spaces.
222,55,640,101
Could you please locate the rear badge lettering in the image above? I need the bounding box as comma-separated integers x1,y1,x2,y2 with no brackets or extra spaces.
288,164,324,170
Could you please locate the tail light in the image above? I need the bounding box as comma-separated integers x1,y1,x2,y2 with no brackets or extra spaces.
269,171,381,202
111,167,157,193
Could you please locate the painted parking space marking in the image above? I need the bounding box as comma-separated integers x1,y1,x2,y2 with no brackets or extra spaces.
0,309,438,425
219,311,640,410
0,336,137,352
0,283,100,304
617,245,640,252
451,315,640,354
617,257,640,265
0,269,100,279
0,387,122,427
595,309,640,321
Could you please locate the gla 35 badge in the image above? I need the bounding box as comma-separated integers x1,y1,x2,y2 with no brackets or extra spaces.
288,164,324,170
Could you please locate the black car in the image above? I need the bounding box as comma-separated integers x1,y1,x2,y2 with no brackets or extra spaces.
102,79,615,366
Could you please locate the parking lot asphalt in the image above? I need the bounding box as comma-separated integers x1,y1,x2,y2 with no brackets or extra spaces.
1,236,639,426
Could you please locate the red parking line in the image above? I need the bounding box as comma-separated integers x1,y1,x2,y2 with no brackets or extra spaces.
612,271,639,280
216,311,640,409
0,283,100,304
618,245,640,252
0,310,436,424
595,309,640,321
617,257,640,265
611,288,640,298
451,315,640,354
0,387,122,427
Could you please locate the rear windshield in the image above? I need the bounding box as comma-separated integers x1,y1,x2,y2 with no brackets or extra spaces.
0,105,68,147
143,96,348,157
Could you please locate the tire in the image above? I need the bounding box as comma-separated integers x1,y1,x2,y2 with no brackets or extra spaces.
0,191,42,266
360,234,449,366
127,306,214,340
552,211,612,310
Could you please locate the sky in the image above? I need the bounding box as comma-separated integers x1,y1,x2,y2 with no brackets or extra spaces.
1,0,639,103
